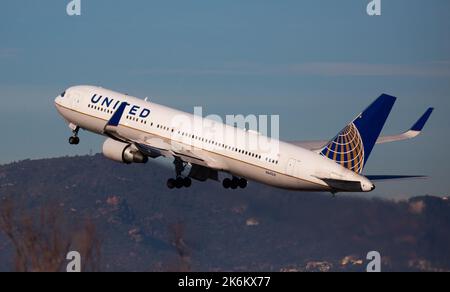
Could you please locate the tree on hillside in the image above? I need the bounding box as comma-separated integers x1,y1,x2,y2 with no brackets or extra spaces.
0,198,101,272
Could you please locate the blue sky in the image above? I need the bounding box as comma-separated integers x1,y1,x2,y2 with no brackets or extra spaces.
0,0,449,199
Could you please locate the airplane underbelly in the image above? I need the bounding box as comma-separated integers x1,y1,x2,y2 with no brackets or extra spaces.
220,156,329,191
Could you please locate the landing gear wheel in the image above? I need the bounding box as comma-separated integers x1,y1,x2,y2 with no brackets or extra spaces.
230,177,239,189
223,178,231,189
168,177,191,189
69,136,80,145
183,177,192,188
231,177,239,190
68,126,80,145
238,178,248,189
175,177,184,189
167,178,176,189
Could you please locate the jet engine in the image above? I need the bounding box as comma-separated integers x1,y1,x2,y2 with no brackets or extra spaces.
102,138,148,164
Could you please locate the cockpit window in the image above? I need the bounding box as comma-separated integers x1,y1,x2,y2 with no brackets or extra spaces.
61,91,66,97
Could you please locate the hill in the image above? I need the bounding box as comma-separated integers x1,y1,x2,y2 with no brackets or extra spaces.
0,154,449,272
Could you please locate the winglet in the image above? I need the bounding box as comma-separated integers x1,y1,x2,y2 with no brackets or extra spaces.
107,102,129,127
411,107,434,132
376,107,434,144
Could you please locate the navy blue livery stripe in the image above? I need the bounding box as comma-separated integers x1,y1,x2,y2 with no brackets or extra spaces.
107,102,129,127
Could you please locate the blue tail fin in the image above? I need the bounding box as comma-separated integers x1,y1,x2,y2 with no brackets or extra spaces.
320,94,396,173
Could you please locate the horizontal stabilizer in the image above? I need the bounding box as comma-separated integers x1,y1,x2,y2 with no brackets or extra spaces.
320,178,364,192
365,175,427,181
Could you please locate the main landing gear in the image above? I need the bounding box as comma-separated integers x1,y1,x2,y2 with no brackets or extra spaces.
167,177,192,189
223,176,247,190
68,126,80,145
167,157,192,189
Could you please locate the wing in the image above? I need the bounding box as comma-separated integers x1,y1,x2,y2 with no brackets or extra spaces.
137,139,226,170
289,108,434,150
103,102,226,170
287,140,328,151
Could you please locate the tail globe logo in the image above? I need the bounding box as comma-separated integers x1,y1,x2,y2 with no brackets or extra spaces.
320,123,365,174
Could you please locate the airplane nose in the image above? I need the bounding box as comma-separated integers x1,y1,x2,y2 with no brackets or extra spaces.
54,91,66,104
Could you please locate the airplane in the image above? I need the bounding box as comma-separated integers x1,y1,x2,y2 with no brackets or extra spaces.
54,86,433,193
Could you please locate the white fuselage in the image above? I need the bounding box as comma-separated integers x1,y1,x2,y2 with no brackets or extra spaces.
54,86,374,192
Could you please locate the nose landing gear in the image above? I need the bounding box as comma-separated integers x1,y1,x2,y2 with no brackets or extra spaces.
68,126,80,145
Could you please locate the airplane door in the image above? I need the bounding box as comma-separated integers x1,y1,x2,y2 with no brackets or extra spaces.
287,159,301,177
72,91,84,109
294,160,302,177
287,159,296,176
